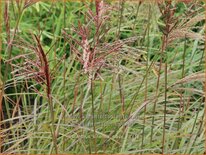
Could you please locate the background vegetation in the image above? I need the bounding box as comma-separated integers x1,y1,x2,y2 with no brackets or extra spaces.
0,0,205,154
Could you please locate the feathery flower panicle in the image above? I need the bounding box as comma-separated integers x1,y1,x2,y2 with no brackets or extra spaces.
63,0,138,90
64,0,136,88
157,0,205,44
7,34,60,153
7,34,52,98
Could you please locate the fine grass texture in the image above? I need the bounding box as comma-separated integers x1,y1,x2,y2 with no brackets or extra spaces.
0,0,205,154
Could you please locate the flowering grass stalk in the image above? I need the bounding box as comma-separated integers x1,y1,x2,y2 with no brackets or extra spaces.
8,34,58,153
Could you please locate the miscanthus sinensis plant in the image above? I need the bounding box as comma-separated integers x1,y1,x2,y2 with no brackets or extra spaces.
62,1,137,152
0,0,204,154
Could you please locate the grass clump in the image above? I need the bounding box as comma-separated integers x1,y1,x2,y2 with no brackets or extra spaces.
0,0,205,154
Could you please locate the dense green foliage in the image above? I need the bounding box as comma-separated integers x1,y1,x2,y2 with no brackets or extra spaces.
0,0,205,154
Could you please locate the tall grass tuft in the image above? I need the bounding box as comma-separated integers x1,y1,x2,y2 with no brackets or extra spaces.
0,0,204,154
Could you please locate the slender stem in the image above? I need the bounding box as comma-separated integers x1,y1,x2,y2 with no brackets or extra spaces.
118,74,125,117
190,109,205,153
160,3,171,152
162,33,168,154
132,1,141,36
141,4,151,151
91,77,97,153
48,96,58,154
62,48,66,152
117,0,125,39
150,40,164,143
162,49,167,154
132,1,141,47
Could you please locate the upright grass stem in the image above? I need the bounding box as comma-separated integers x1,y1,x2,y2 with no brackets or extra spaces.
117,0,125,39
1,0,205,154
34,35,58,154
132,1,141,37
156,1,175,152
150,52,162,143
141,4,151,152
116,0,125,121
118,74,125,117
90,77,97,153
162,35,168,154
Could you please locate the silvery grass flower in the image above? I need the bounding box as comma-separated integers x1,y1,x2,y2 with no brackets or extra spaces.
63,0,136,88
